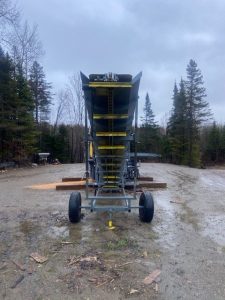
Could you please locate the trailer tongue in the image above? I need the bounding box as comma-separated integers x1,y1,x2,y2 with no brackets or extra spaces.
68,72,154,225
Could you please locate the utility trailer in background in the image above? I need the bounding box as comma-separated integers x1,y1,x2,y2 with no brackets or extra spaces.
68,72,154,224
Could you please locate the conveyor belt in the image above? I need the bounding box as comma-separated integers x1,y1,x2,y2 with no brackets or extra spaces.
68,72,155,225
81,72,141,188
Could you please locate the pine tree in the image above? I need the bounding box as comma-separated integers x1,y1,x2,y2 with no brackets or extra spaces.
167,80,188,164
29,61,52,124
220,125,225,162
139,93,159,153
168,60,212,167
15,67,37,160
167,82,179,134
185,59,212,167
0,49,17,161
0,48,36,162
207,122,220,162
141,93,157,127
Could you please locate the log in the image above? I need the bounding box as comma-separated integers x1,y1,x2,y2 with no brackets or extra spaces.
139,176,153,181
56,181,86,190
139,182,167,188
62,177,84,182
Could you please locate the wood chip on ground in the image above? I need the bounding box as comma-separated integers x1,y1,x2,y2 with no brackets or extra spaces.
143,269,161,285
30,252,48,263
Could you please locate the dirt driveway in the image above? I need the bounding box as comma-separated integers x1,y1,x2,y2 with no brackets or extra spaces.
0,163,225,300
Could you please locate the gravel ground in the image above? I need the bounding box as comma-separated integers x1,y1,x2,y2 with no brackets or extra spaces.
0,163,225,300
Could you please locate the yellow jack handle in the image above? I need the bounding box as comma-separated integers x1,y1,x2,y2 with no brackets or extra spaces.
108,220,115,230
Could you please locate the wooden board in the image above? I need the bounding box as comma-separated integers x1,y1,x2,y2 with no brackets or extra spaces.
56,181,167,190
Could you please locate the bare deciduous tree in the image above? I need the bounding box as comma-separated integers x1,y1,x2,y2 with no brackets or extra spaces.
0,0,19,23
9,21,44,78
0,0,19,43
51,74,85,162
62,73,85,162
53,90,67,131
1,2,43,79
65,73,84,125
160,112,169,132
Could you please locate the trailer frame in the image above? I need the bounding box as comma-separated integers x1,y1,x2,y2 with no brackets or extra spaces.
68,72,154,224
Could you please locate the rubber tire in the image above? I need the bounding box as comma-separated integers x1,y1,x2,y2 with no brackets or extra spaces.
139,192,154,223
68,192,81,223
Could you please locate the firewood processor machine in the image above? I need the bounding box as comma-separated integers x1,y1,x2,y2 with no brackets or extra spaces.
68,72,154,227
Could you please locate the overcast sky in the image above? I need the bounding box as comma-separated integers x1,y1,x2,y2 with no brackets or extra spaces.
18,0,225,124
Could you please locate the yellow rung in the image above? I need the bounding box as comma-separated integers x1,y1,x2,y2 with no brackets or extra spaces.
103,176,119,179
93,114,128,120
96,132,126,137
98,145,125,150
102,185,118,188
89,82,132,88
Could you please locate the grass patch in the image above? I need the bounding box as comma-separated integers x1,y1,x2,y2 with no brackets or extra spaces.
179,203,199,230
106,238,138,250
149,230,159,240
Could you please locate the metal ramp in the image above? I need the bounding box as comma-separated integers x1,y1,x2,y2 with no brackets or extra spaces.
68,72,154,225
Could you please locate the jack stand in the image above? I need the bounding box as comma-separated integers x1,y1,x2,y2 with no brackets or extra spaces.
108,214,115,230
108,220,115,230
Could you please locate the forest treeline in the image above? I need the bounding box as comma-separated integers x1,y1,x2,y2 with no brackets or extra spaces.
0,0,84,164
0,0,224,167
139,59,225,167
138,59,225,167
0,46,84,163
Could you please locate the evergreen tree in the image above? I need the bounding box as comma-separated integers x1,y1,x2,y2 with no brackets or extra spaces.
220,125,225,162
201,122,225,164
185,59,212,167
168,59,212,167
139,93,159,153
207,122,220,162
0,49,17,161
141,93,157,127
29,61,52,124
167,79,188,164
0,48,36,162
15,67,37,160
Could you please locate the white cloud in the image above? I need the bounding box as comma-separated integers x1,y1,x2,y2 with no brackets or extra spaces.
183,32,216,44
